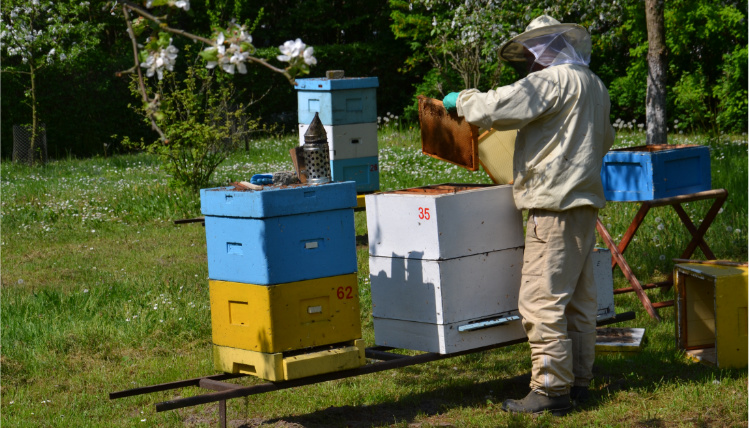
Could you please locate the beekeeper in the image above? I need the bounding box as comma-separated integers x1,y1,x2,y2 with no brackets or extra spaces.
443,15,615,415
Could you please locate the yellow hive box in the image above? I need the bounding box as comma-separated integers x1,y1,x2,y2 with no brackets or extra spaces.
210,273,362,354
213,339,365,381
674,263,748,368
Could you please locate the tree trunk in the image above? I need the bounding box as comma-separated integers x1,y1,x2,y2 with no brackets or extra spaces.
28,62,40,165
645,0,667,145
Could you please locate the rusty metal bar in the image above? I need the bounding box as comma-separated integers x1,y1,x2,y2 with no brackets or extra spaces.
112,311,635,417
596,311,636,327
672,204,715,259
109,373,246,399
219,400,226,428
173,217,205,225
614,281,671,295
154,339,529,412
365,348,409,361
200,378,243,391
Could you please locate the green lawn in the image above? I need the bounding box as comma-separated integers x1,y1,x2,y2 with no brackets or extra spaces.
2,127,747,427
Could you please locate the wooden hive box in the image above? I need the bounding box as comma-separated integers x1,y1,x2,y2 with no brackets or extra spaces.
365,183,524,260
200,182,358,285
296,77,379,126
600,144,711,201
298,122,378,160
674,263,748,368
369,247,525,354
209,274,362,354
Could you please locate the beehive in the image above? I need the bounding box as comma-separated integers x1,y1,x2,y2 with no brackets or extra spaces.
365,184,524,260
201,182,358,285
330,156,379,193
201,181,365,380
674,263,748,368
298,122,378,160
213,339,365,381
366,183,525,353
209,274,361,353
370,247,526,354
296,76,379,192
295,77,379,126
600,145,711,201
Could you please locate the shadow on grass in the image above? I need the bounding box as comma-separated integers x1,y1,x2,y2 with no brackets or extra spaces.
234,348,745,428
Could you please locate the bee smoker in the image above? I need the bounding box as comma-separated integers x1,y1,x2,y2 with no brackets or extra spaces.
302,113,332,184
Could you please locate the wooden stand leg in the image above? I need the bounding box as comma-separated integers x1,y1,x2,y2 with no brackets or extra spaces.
597,218,661,321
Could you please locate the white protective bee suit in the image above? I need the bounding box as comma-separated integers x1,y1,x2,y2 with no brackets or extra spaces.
454,16,615,397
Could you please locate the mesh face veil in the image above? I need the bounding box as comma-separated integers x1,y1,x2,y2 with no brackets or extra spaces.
499,16,592,69
521,29,591,67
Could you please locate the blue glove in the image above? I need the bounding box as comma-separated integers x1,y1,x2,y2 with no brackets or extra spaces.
250,174,273,185
442,92,460,112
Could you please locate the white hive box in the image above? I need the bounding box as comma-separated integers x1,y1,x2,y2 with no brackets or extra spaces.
370,248,526,354
370,248,523,324
365,184,523,260
298,122,378,160
593,248,616,321
373,315,527,354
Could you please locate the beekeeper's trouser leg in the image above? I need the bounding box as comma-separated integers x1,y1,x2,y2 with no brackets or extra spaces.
519,206,599,397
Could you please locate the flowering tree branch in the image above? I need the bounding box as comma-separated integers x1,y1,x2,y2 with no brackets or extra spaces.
121,3,166,141
116,0,318,142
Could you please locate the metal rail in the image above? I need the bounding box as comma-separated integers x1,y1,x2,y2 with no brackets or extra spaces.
110,311,635,426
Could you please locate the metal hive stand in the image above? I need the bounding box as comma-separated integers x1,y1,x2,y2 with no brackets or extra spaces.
109,312,634,427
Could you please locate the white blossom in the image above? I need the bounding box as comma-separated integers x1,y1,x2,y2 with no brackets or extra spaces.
277,38,306,62
173,0,190,11
141,42,178,80
277,38,317,68
303,47,316,65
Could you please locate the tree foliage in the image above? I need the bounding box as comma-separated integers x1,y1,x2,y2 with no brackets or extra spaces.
122,64,262,192
0,0,103,163
388,0,747,134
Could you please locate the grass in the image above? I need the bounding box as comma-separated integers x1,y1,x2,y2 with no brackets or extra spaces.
1,124,747,427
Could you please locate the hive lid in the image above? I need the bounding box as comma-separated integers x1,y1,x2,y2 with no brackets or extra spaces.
478,129,517,185
418,96,480,171
295,77,379,91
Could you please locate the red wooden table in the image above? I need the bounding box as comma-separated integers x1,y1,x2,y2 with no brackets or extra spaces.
595,189,729,321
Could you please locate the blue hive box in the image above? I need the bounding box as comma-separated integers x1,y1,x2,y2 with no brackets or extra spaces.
296,77,379,126
601,145,711,201
331,156,379,193
201,182,358,285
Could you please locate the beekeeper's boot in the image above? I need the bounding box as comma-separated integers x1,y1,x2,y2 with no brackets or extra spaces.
570,386,590,404
501,390,572,416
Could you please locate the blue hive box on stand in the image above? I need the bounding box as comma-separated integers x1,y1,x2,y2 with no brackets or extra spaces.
601,145,711,201
295,77,379,126
200,182,358,285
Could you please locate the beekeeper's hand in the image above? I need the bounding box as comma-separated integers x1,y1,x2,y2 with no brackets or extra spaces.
442,92,460,113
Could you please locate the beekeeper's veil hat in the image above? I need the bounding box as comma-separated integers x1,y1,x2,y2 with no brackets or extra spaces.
499,15,591,68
